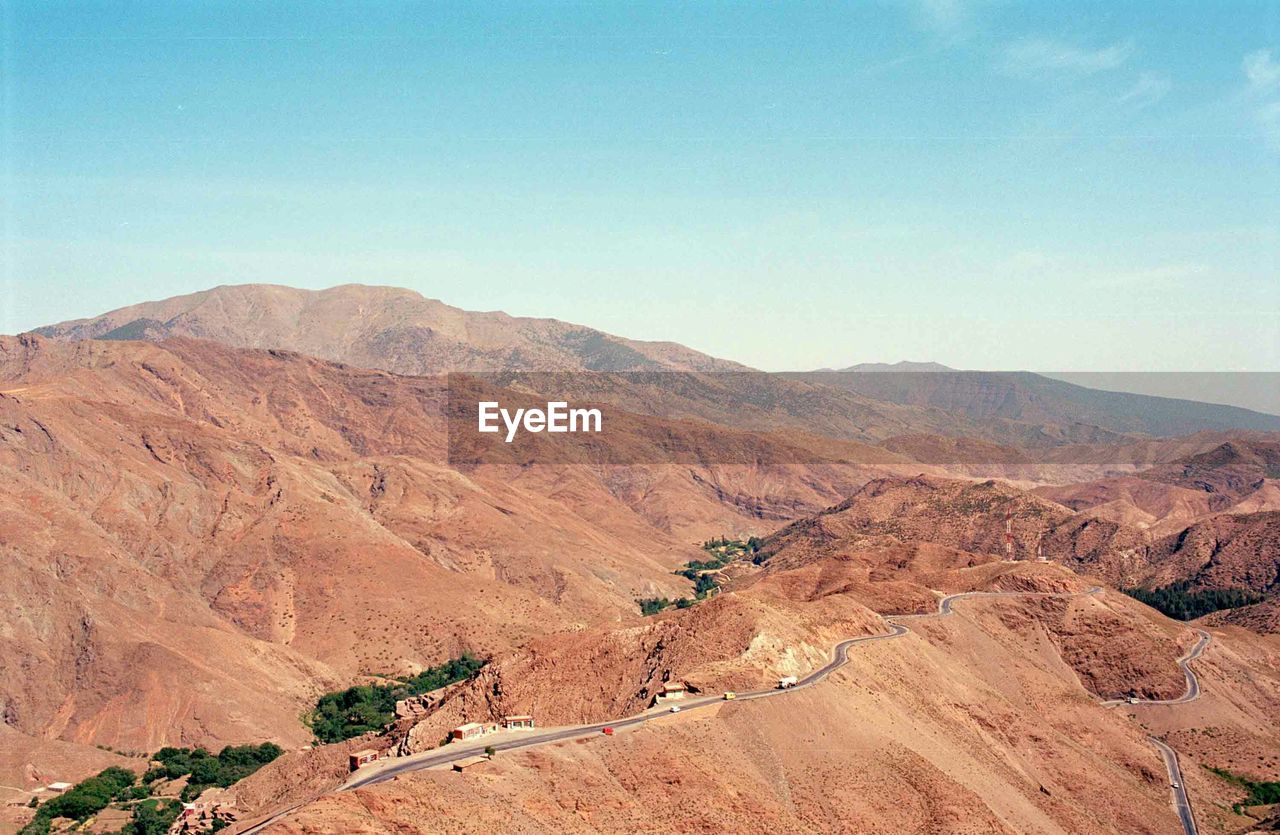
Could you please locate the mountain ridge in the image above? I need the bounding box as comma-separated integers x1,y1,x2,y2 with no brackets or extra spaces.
32,283,1280,446
33,283,748,375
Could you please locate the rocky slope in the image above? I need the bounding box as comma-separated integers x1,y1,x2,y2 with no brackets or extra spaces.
785,369,1280,438
754,475,1146,576
242,544,1280,835
1036,439,1280,533
1143,512,1280,596
36,284,1280,456
755,474,1280,621
0,333,933,781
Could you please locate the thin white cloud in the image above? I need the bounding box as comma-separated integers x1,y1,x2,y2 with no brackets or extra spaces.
1243,49,1280,93
1117,72,1171,107
1241,50,1280,151
1000,37,1134,77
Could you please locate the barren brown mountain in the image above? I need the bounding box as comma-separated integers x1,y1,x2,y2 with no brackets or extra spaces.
1139,439,1280,502
754,474,1148,577
236,520,1280,835
0,333,934,788
36,285,1280,456
1038,438,1280,531
1142,511,1280,597
34,284,747,374
9,287,1280,835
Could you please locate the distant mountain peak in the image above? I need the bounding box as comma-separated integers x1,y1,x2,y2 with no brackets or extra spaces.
32,282,750,375
829,361,955,373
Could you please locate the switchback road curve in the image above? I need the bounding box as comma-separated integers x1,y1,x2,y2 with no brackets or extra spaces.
1102,628,1211,835
1102,629,1211,707
242,585,1207,834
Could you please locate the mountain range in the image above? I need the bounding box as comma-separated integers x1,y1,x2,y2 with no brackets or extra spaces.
4,283,1279,835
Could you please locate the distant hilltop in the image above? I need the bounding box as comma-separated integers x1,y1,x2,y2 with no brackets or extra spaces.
820,361,955,373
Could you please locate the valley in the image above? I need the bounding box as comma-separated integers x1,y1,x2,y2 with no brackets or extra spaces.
3,285,1279,834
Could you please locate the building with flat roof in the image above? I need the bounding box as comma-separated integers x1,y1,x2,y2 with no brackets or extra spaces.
349,749,379,771
501,715,535,730
452,755,489,772
451,722,486,741
654,681,692,705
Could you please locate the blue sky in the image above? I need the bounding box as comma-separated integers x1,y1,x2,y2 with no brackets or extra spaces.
2,1,1277,370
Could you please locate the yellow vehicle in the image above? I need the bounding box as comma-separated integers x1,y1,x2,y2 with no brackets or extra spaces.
723,692,736,700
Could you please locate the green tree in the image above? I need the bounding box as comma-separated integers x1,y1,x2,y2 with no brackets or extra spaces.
128,799,182,835
307,656,487,743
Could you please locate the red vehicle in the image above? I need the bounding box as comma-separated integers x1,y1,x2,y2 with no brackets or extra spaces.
602,727,615,736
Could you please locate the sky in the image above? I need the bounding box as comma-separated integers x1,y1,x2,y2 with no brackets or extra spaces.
2,1,1278,372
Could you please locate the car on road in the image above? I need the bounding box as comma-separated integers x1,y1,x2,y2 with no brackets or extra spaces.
1171,782,1180,788
669,706,681,713
602,727,614,736
723,692,736,700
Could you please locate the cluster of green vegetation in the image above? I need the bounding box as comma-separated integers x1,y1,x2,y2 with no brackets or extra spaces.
636,594,702,616
306,654,487,743
126,798,185,835
20,766,138,834
18,744,274,835
1123,582,1263,621
670,571,721,596
143,743,283,802
638,597,671,616
701,536,763,556
638,538,764,616
1206,766,1280,813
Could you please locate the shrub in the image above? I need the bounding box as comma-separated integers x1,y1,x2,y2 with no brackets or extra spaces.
1206,766,1280,807
638,597,671,616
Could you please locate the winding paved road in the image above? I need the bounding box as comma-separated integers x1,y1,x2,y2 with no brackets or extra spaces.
1099,628,1211,835
241,584,1213,835
1102,629,1211,708
1150,736,1198,835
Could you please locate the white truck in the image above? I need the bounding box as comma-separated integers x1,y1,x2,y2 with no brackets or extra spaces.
777,675,798,689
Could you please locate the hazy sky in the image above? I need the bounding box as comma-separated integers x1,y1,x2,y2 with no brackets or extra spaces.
3,1,1278,371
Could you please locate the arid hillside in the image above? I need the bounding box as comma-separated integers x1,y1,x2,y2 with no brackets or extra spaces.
239,541,1280,835
34,283,746,374
0,333,933,779
9,287,1280,834
755,475,1147,576
1037,439,1280,532
36,285,1280,458
756,474,1280,617
786,369,1280,438
1143,512,1280,597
